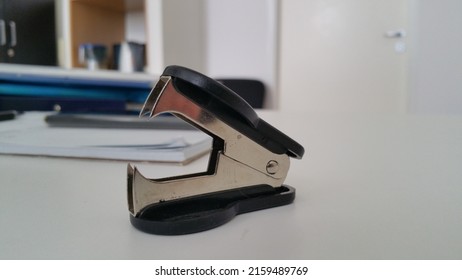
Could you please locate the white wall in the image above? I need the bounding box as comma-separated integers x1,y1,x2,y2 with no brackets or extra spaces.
125,11,146,43
144,0,207,74
408,0,462,114
205,0,279,108
124,0,146,43
143,0,278,108
162,0,207,73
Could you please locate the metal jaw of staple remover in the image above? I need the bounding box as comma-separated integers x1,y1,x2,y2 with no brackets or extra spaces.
127,65,305,235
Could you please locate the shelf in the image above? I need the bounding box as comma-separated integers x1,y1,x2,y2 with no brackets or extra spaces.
57,0,147,71
56,0,205,76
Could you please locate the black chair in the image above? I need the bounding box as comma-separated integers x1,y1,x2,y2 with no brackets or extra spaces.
215,79,265,108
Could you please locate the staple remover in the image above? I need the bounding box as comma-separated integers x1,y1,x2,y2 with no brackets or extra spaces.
128,65,304,235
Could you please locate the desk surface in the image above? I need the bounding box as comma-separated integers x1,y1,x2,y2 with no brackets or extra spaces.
1,111,462,259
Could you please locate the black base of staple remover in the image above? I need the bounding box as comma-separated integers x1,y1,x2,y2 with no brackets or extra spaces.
130,185,295,235
127,65,304,235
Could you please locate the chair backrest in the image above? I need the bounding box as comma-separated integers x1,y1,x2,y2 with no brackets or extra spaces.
215,79,265,108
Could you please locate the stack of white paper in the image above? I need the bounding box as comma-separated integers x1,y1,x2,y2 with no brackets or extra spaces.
0,113,212,163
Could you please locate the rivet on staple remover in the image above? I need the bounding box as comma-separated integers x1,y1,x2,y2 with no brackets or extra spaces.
127,65,305,235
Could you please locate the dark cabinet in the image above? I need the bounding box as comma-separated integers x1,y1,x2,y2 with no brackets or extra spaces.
0,0,56,65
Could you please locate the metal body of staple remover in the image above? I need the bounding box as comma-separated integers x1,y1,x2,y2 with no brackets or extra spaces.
128,66,304,235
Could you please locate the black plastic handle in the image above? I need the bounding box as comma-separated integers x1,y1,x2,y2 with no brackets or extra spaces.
163,65,304,159
130,185,295,235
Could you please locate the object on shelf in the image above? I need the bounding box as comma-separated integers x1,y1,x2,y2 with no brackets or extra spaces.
113,41,146,73
78,43,107,70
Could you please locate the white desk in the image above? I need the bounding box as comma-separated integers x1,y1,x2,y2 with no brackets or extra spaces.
1,111,462,259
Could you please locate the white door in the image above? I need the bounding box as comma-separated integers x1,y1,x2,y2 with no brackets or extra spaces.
279,0,408,113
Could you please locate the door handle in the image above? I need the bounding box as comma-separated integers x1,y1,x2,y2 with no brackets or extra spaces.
9,21,16,47
0,20,6,46
384,29,406,38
